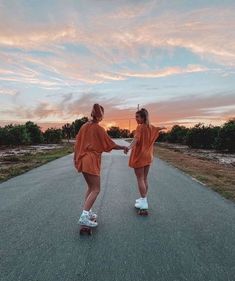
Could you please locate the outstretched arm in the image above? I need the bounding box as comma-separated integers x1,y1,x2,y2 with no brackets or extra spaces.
155,126,167,131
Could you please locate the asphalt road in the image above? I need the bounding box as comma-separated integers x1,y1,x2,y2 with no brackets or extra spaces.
0,140,235,281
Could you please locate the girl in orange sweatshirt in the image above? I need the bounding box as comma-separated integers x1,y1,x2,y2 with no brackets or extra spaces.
74,104,127,228
125,108,165,210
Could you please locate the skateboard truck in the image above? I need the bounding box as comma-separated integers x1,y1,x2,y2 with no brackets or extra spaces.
79,219,97,235
80,226,93,235
138,209,148,216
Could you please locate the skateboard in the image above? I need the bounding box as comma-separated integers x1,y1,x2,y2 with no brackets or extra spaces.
136,207,148,216
79,219,97,235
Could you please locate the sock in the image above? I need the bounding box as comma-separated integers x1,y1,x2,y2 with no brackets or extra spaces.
82,210,89,216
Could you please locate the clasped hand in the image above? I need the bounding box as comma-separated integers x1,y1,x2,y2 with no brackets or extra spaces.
123,146,129,154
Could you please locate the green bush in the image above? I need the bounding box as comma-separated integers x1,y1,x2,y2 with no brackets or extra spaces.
215,120,235,152
157,132,169,142
4,124,31,145
167,125,189,144
44,128,62,144
72,117,89,137
0,127,8,145
25,121,44,144
107,126,122,138
185,123,220,149
120,129,130,138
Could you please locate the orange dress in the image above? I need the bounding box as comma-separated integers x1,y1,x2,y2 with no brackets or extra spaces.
129,124,160,168
74,122,116,176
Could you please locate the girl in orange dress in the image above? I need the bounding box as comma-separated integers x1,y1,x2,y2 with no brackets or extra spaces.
74,104,127,228
125,108,166,210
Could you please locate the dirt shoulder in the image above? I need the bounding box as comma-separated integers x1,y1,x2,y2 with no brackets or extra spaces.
154,143,235,202
0,143,73,183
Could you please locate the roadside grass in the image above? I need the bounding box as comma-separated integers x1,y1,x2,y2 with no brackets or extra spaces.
0,144,73,183
154,143,235,202
2,140,234,202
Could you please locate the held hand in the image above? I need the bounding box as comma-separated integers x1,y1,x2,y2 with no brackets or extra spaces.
124,146,129,154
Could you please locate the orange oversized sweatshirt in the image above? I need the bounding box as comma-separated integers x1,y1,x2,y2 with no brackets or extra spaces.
129,124,160,169
74,121,116,176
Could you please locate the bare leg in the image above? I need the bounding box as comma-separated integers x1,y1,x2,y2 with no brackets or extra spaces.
134,167,147,198
82,172,100,211
144,165,150,195
85,186,92,201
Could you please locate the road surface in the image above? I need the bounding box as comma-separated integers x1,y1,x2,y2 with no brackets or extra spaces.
0,140,235,281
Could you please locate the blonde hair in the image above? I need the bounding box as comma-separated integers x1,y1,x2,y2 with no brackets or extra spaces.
91,103,104,121
136,108,150,126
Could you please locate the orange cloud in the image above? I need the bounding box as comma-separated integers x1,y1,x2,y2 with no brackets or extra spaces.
0,4,234,89
0,5,234,67
1,91,234,130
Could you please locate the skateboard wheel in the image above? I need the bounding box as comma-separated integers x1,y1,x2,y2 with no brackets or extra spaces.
80,227,92,235
138,209,148,216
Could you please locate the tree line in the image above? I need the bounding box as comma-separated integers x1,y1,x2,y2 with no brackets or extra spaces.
0,117,89,145
106,120,235,152
0,118,234,152
158,120,235,152
0,122,61,145
62,122,133,140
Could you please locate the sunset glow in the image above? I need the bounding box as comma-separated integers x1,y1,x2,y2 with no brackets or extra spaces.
0,0,235,130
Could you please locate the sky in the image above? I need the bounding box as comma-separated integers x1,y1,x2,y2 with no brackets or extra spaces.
0,0,235,131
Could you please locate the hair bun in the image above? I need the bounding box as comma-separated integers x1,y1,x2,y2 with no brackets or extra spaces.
141,108,148,114
91,103,104,119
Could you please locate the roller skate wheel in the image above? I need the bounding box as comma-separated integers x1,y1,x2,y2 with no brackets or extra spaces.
138,209,148,216
80,227,92,235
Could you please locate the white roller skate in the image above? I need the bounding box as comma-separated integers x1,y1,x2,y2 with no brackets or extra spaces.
89,209,98,220
78,213,98,228
135,197,149,216
135,197,148,209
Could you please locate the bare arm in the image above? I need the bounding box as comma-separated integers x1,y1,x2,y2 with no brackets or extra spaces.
155,126,167,131
73,139,77,164
113,144,127,150
128,137,137,150
123,137,137,154
124,126,166,154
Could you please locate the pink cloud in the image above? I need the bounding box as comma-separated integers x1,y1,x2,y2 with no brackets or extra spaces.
0,5,234,67
1,91,234,129
120,65,208,78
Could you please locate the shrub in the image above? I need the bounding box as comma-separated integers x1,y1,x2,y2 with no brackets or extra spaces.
167,125,189,144
25,121,44,144
72,117,89,137
107,126,122,138
44,128,62,144
186,123,220,149
215,120,235,152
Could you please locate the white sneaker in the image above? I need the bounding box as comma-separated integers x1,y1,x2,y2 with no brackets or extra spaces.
135,198,148,209
89,209,98,220
78,213,98,227
135,198,142,203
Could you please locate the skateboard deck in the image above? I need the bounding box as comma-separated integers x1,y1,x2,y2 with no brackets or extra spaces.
80,225,94,235
135,207,148,216
79,219,97,235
